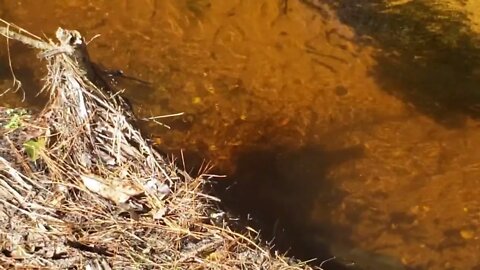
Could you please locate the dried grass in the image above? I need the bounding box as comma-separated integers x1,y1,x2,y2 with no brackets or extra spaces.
0,21,316,269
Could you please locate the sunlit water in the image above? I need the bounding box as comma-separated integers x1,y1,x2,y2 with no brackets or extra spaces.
1,1,480,269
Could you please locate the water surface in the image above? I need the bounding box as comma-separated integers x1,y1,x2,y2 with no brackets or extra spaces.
1,1,480,269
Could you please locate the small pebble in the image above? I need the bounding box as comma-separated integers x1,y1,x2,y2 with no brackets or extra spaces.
335,86,348,96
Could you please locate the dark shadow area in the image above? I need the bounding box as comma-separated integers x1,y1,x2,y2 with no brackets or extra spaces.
212,144,365,269
303,0,480,128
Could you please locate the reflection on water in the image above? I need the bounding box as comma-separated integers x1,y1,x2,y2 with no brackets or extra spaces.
2,0,480,269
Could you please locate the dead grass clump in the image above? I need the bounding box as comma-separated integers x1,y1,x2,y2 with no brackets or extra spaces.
0,20,316,269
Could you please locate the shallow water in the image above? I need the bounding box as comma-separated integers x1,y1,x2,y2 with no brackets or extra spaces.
1,0,480,269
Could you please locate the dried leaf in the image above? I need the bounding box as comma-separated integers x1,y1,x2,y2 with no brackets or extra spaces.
153,206,167,220
11,245,30,259
80,174,142,204
460,229,475,240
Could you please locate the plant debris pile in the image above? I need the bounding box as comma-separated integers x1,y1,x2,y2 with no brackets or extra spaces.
0,21,315,269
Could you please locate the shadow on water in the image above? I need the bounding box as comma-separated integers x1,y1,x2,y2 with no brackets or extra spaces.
212,144,364,269
304,0,480,128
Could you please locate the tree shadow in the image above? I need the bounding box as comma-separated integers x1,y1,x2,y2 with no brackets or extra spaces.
212,144,364,269
305,0,480,128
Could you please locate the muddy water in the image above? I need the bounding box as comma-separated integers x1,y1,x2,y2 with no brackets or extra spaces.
2,0,480,269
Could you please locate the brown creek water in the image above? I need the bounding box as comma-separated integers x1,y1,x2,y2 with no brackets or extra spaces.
2,1,480,269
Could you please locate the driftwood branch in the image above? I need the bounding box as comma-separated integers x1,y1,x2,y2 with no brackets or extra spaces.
0,25,54,51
